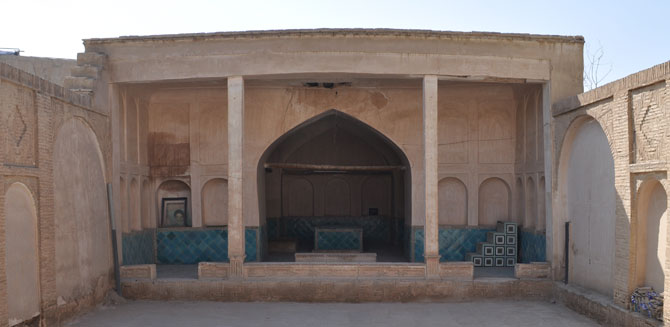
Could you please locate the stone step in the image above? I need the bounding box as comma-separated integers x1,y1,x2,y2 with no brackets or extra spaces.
71,64,100,79
76,52,106,67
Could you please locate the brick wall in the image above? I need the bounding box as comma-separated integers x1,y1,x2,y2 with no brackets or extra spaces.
0,62,111,326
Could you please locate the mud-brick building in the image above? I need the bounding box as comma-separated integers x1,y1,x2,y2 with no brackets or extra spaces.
0,29,668,326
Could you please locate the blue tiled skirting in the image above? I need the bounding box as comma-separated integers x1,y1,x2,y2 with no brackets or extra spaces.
519,230,546,263
154,227,262,264
407,226,503,263
122,229,155,265
267,216,402,249
438,227,496,262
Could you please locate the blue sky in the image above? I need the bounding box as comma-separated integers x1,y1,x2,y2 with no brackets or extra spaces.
2,0,668,86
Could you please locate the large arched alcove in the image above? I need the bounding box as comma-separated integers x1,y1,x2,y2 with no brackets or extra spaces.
5,182,40,324
258,109,411,261
635,180,668,292
202,178,228,226
54,118,112,303
438,177,467,226
478,177,510,226
560,117,615,296
130,178,140,231
525,177,536,230
156,180,192,227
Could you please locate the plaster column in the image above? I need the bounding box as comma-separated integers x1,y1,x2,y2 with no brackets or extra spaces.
227,76,246,277
423,75,440,277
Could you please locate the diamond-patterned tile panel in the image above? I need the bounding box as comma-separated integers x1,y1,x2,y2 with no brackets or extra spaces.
519,230,546,263
156,229,228,264
316,229,362,251
413,228,424,263
122,229,155,265
438,228,495,261
245,228,258,262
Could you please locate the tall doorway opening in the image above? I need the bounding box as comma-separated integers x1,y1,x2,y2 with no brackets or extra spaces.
258,110,411,262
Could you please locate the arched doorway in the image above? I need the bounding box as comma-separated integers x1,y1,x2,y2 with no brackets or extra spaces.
258,110,411,262
559,117,615,296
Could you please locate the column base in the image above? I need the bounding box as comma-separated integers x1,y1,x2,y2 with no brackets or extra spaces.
425,254,441,278
229,255,245,279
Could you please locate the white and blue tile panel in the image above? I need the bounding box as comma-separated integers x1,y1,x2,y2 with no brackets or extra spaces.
408,227,512,263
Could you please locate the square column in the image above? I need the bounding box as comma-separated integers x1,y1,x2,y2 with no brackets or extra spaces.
227,76,245,277
423,75,440,277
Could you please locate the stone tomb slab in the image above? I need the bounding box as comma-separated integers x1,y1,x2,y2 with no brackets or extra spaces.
295,252,377,262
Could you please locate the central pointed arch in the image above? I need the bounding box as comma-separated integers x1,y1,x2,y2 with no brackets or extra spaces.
258,109,412,262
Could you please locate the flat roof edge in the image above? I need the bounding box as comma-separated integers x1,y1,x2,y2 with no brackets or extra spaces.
83,28,585,45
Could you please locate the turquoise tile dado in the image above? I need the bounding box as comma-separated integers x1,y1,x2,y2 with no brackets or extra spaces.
122,229,155,265
438,228,495,262
245,228,258,262
156,228,228,264
315,228,362,251
519,231,546,263
413,228,424,263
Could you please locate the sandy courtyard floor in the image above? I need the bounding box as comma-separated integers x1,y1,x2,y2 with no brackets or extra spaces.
65,300,600,327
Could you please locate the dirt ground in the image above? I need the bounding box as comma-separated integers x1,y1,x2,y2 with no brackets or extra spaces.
65,300,600,327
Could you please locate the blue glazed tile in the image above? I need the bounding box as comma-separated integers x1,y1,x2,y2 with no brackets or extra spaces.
413,228,424,263
316,229,361,251
519,231,546,263
245,228,258,262
156,229,228,264
122,229,155,265
438,228,495,262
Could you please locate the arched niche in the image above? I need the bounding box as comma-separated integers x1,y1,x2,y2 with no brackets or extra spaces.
283,177,314,217
157,180,192,227
537,176,546,231
141,179,152,229
130,178,140,231
324,178,350,216
260,109,411,220
525,177,536,230
120,176,128,233
478,177,510,226
635,180,668,292
5,183,40,324
202,178,228,226
515,177,524,225
54,118,111,303
438,177,467,225
561,117,615,296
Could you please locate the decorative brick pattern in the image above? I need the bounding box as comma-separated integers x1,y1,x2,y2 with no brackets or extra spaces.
122,229,155,265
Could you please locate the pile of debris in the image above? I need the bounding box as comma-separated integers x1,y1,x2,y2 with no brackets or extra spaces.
631,287,663,321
